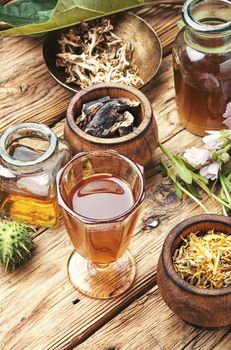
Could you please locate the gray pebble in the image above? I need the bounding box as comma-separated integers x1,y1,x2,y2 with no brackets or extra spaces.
146,218,159,228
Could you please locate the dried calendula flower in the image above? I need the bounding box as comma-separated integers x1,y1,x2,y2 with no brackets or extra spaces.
173,230,231,289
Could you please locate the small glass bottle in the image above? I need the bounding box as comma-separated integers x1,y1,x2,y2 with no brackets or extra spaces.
173,0,231,136
0,123,71,226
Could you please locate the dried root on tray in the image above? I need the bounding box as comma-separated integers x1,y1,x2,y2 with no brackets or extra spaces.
76,96,140,138
56,18,143,89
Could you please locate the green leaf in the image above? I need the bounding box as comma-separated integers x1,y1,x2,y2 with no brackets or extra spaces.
0,0,150,36
172,156,193,184
192,172,209,185
0,0,57,27
220,189,227,202
181,158,197,172
174,184,183,200
160,161,168,177
219,174,231,209
186,182,201,199
223,177,231,192
160,160,176,183
221,171,231,192
223,166,231,177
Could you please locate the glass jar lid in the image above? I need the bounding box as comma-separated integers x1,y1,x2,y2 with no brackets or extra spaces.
183,0,231,34
0,123,58,167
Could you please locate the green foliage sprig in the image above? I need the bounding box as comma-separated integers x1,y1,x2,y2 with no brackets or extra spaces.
159,130,231,216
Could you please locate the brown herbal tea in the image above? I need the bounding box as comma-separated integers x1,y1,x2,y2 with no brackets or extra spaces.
65,174,137,264
173,49,231,136
70,174,134,220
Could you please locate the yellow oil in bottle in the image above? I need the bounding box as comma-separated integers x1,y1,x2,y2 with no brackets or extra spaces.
0,194,59,226
0,144,60,226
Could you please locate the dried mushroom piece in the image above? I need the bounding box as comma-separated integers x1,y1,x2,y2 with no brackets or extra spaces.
76,97,140,138
104,111,134,137
76,96,110,128
118,111,134,136
56,18,144,89
84,100,123,137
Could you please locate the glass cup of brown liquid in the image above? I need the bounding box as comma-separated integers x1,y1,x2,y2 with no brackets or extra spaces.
57,150,145,299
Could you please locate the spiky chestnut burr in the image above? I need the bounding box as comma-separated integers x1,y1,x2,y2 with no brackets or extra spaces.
0,221,34,271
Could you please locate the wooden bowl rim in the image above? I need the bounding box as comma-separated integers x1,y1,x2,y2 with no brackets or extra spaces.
162,214,231,296
66,82,154,145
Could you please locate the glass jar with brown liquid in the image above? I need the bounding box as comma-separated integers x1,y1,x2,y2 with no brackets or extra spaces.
0,123,71,226
173,0,231,136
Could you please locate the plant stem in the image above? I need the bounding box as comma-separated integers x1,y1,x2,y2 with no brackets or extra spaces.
222,201,228,216
175,180,209,213
195,176,230,209
217,143,231,155
158,142,175,162
220,174,231,207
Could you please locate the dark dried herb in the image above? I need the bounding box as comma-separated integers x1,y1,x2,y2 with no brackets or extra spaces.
76,97,140,138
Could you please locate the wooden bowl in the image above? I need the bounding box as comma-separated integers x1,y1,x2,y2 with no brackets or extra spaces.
64,83,158,166
43,12,162,92
157,214,231,328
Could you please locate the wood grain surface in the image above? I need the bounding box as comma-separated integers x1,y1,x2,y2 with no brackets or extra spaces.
0,2,229,350
76,286,231,350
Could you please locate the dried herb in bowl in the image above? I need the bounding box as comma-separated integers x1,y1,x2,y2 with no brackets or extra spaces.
173,230,231,289
76,96,140,138
56,18,143,89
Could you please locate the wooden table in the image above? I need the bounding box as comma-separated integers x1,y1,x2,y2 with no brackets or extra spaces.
0,2,230,350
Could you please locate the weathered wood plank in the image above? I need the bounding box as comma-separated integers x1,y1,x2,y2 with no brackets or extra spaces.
212,333,231,350
137,5,181,55
76,286,230,350
0,35,73,128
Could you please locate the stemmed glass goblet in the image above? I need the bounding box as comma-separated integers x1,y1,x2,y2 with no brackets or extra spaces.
57,150,145,299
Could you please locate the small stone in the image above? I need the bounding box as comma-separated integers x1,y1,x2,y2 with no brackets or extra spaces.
145,218,159,228
20,84,29,93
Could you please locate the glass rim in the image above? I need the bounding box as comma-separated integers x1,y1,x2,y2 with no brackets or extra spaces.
182,0,231,34
0,123,58,167
57,150,145,224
